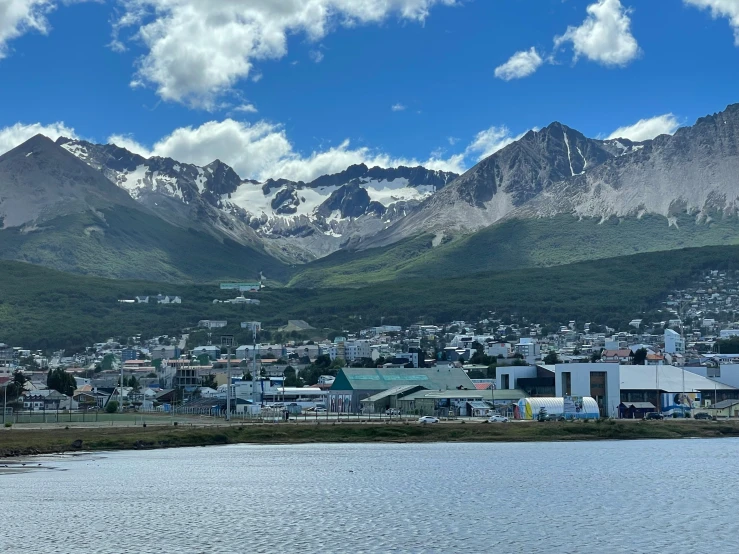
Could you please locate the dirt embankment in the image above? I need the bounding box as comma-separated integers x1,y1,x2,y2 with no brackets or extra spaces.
2,419,739,457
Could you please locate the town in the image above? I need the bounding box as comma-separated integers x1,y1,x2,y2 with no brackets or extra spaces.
2,269,739,423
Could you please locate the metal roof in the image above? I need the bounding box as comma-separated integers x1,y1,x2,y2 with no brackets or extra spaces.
400,389,486,400
360,385,423,403
331,367,474,391
620,402,656,409
709,399,739,409
619,365,737,392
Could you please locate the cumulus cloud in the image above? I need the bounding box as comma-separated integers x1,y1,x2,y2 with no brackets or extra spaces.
607,113,680,141
113,0,457,109
554,0,640,66
0,116,531,184
391,103,406,112
0,0,54,59
0,121,77,153
494,47,544,80
463,125,529,161
94,117,471,182
685,0,739,44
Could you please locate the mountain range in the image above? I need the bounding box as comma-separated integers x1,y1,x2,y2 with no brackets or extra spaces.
1,102,739,284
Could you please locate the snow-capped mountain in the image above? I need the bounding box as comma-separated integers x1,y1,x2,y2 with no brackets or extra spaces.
57,136,458,261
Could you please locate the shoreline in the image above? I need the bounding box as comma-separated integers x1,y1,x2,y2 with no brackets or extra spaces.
2,419,739,457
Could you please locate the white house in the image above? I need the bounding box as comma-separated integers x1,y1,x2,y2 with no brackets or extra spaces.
664,329,685,355
486,342,512,359
515,338,540,360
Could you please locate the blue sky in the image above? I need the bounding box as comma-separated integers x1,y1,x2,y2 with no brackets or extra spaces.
1,0,738,181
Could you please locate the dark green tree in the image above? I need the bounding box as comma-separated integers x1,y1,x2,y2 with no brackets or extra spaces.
47,368,77,396
201,374,218,389
633,348,648,366
6,370,29,399
543,351,561,365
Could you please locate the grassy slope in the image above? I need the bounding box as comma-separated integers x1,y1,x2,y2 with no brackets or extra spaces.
3,243,739,350
3,420,739,457
290,213,739,287
0,207,289,283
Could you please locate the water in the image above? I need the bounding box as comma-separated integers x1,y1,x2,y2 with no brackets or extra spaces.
1,439,737,553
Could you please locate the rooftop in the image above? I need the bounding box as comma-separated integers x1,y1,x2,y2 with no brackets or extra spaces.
331,367,474,391
619,365,736,392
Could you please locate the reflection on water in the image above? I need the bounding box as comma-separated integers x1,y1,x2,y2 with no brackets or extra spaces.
2,439,738,553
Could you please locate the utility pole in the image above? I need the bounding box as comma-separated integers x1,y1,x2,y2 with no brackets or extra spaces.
222,335,234,422
3,383,6,426
119,357,124,413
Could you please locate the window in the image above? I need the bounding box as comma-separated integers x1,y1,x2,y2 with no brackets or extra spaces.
562,372,572,396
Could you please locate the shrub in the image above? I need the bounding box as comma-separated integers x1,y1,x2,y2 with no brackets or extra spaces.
4,422,11,428
105,401,119,414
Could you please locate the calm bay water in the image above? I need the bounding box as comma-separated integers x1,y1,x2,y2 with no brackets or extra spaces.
2,439,737,553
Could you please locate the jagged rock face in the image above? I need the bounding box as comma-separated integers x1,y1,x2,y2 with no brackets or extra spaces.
58,135,458,261
316,183,377,219
517,105,739,222
52,102,739,263
0,135,140,229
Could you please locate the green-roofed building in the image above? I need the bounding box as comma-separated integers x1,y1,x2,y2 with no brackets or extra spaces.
328,366,475,413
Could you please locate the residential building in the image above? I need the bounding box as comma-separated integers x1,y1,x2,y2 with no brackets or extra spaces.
486,343,512,359
198,320,228,329
515,338,540,359
0,343,13,365
601,349,633,364
121,348,138,363
192,346,221,360
664,329,685,355
151,345,179,360
328,340,371,362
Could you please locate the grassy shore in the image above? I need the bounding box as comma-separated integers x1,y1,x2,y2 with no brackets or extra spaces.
3,419,739,457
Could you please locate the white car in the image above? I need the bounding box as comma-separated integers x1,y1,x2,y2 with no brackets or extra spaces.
488,414,509,423
418,416,439,424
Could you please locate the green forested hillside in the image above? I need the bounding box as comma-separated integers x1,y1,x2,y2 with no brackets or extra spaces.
0,207,288,283
290,213,739,287
3,244,739,351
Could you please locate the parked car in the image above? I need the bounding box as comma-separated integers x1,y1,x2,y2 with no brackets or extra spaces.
644,412,664,420
418,416,439,424
314,407,327,413
488,414,509,423
385,408,400,415
693,412,712,420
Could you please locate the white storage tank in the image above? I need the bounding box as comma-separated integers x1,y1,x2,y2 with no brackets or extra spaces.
516,397,600,420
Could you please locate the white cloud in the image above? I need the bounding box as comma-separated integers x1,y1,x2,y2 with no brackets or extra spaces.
463,125,528,161
554,0,640,66
113,0,458,109
391,103,406,112
685,0,739,44
607,113,680,141
309,49,324,63
97,118,469,182
234,103,258,113
106,133,153,157
0,0,54,59
494,47,543,80
0,121,77,154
